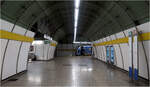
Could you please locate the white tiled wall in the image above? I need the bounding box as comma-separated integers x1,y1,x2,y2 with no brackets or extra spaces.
0,19,35,80
93,22,150,79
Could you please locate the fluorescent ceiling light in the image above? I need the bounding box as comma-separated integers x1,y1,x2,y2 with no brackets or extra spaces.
32,40,44,45
74,21,77,27
73,0,91,44
75,0,80,8
73,0,80,42
73,41,91,44
74,28,77,42
44,34,52,40
74,8,79,21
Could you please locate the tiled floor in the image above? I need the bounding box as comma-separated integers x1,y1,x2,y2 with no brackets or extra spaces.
1,56,149,86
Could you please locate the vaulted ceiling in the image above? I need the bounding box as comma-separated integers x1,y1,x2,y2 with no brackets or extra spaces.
1,0,149,43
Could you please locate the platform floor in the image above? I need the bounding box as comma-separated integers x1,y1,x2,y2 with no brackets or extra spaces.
2,56,149,86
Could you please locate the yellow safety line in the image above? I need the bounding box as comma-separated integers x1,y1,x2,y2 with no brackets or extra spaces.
50,43,57,46
0,30,34,42
94,32,150,46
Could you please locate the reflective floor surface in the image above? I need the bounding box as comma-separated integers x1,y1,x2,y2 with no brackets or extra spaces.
1,56,149,86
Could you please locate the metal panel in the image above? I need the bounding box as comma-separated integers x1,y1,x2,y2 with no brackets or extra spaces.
2,40,21,80
17,42,30,73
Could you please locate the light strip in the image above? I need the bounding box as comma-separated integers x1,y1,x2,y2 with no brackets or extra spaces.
74,9,79,22
73,41,92,44
75,0,80,8
73,0,92,44
73,0,80,42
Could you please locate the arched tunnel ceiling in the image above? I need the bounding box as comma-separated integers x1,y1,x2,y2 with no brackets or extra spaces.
0,0,149,43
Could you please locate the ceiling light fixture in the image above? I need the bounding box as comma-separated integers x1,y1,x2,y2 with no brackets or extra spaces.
73,0,91,44
73,41,91,44
73,0,80,42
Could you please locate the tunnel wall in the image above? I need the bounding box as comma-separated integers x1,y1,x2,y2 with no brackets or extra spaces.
0,19,35,80
93,22,150,80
